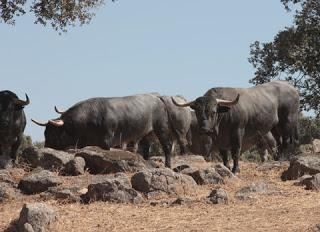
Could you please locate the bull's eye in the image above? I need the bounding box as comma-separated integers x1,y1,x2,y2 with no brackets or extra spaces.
15,105,24,110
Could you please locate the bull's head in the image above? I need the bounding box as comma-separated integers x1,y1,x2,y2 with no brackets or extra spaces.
31,118,77,149
0,91,29,131
172,94,239,137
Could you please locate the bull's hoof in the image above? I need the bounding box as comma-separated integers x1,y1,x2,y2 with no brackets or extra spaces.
232,167,240,174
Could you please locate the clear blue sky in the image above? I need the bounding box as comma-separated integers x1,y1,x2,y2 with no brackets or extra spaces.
1,0,293,141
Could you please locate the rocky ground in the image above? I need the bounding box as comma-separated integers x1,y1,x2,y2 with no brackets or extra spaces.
1,146,320,232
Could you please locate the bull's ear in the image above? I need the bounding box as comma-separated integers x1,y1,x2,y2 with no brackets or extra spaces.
218,106,230,113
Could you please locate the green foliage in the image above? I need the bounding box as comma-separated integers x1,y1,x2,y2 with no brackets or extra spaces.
249,0,320,114
298,114,320,144
0,0,115,32
18,134,32,154
241,148,262,163
33,140,45,149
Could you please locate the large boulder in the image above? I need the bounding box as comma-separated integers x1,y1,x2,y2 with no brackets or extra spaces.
20,147,74,172
185,167,224,185
82,173,143,204
281,155,320,180
131,168,197,196
38,148,74,171
18,203,57,232
75,146,147,174
18,169,62,194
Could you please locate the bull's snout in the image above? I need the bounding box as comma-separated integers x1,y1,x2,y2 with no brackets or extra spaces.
199,120,213,134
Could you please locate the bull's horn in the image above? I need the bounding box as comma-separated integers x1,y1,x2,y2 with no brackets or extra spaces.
171,97,194,107
49,119,64,127
31,119,48,126
15,94,30,106
216,94,240,106
54,106,66,114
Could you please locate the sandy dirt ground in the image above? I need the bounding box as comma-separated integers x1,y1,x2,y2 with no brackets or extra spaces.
1,159,320,232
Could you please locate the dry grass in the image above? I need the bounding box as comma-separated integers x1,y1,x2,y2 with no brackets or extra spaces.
1,160,320,232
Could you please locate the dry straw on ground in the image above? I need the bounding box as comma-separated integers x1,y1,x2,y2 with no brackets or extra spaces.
1,160,320,232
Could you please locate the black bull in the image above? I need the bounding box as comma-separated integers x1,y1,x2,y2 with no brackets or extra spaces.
173,81,299,173
188,111,277,162
32,94,191,168
0,90,29,168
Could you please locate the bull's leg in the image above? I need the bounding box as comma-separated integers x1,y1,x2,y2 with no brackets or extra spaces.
203,136,213,161
231,131,243,174
231,147,241,174
10,135,22,163
121,143,127,151
139,137,151,160
219,149,230,169
272,128,283,160
155,131,173,168
176,137,189,156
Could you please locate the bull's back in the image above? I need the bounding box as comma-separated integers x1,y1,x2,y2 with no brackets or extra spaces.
65,94,165,145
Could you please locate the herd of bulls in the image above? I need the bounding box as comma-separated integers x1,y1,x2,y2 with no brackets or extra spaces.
0,80,300,173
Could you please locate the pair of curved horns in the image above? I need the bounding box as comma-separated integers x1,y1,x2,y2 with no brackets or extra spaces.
172,97,195,107
54,106,66,114
31,119,64,127
14,94,30,106
172,94,240,108
216,94,240,106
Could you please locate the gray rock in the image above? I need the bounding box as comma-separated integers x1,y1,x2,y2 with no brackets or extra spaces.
75,146,146,174
82,174,143,204
147,156,166,169
18,170,62,194
41,186,83,203
63,157,86,176
0,182,20,202
39,148,74,171
214,164,234,178
186,167,224,185
299,173,320,190
281,155,320,180
293,174,313,186
18,203,57,232
20,147,74,172
207,188,229,204
131,168,197,196
235,182,268,201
